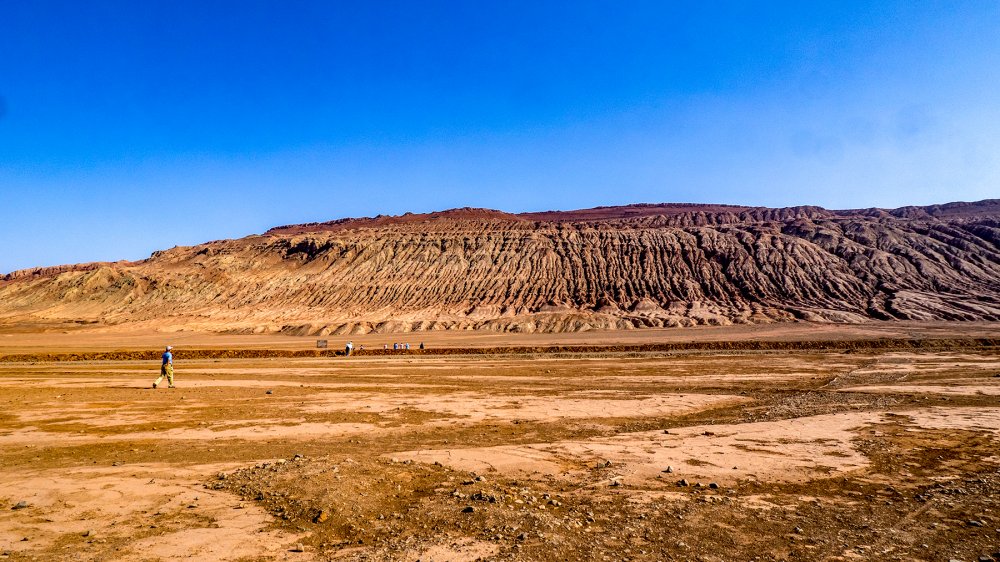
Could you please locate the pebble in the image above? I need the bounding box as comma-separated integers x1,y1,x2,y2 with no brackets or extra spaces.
265,389,273,395
968,520,985,527
677,479,689,487
709,482,719,489
314,510,330,523
290,543,304,552
663,466,674,473
462,506,475,513
11,501,28,510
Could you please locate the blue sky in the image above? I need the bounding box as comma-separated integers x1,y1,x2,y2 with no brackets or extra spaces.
1,1,998,273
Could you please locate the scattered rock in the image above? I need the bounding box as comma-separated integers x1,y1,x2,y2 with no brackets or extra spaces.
265,389,273,395
968,520,985,527
462,506,475,513
677,479,689,487
663,466,674,473
11,501,28,510
289,543,304,552
709,482,719,489
313,510,331,523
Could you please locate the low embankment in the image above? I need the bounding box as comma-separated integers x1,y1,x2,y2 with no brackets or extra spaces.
1,338,998,362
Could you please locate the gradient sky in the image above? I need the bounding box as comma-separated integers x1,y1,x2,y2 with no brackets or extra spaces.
1,1,999,273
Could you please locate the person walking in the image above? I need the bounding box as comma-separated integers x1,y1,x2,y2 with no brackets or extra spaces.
153,346,175,389
345,341,354,356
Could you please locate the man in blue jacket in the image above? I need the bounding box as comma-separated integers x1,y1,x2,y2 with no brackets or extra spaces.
153,346,175,389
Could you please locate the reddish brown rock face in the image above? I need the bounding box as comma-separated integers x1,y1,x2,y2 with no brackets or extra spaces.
2,200,999,333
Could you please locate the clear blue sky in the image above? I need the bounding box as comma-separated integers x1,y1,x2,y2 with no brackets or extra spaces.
1,1,998,273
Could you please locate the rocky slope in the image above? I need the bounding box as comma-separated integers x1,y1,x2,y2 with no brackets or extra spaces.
2,200,1000,334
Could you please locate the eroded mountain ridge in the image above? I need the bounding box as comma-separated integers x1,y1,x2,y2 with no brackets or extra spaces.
3,200,1000,334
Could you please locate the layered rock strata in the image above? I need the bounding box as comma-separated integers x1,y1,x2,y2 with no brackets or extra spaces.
2,200,999,334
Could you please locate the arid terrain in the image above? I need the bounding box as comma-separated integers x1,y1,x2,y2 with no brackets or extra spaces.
2,200,1000,335
2,323,999,561
2,201,1000,560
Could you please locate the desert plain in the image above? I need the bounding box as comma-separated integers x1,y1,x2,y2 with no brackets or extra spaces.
0,322,998,562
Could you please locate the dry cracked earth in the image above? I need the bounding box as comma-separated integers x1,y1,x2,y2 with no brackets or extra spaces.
2,331,1000,561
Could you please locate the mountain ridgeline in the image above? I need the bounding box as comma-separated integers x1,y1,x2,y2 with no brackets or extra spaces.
3,200,1000,334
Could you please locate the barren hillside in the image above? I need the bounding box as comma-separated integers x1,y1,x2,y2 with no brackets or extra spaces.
3,200,1000,334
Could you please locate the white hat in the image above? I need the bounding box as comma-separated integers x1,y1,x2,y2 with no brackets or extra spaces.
166,345,173,350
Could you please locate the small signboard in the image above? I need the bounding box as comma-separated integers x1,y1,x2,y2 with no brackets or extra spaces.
316,339,328,349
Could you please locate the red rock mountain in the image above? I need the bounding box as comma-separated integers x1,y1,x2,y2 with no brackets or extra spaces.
3,200,1000,334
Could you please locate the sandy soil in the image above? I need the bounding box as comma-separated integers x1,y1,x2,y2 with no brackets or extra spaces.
1,325,1000,561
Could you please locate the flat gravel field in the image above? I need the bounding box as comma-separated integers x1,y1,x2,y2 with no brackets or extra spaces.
1,325,999,561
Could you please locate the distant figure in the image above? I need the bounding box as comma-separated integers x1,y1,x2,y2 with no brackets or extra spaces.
419,342,425,350
383,343,388,350
345,341,354,356
405,342,410,350
153,346,175,389
359,344,365,351
393,343,399,350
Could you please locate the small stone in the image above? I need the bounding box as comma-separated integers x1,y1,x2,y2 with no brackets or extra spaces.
293,454,303,460
265,389,273,395
677,479,689,487
709,482,719,489
663,466,674,474
475,475,486,482
794,527,804,534
290,543,304,552
517,532,528,541
314,510,330,523
969,520,985,527
82,530,93,537
217,473,227,480
11,501,28,510
663,429,670,434
462,506,475,513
